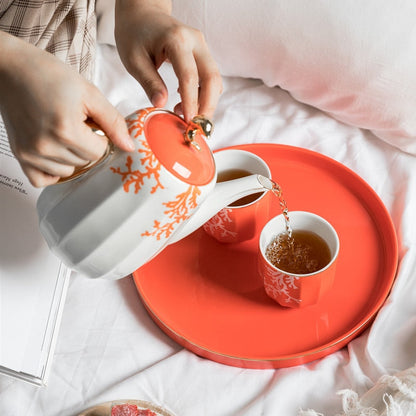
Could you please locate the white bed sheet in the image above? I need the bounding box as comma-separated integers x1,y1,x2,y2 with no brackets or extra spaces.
0,44,415,416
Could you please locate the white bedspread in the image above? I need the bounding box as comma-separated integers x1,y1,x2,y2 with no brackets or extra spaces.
1,44,415,416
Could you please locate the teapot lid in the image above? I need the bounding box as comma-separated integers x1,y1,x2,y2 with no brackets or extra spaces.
145,110,215,186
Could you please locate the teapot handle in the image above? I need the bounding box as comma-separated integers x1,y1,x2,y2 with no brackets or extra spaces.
169,174,273,244
56,121,114,184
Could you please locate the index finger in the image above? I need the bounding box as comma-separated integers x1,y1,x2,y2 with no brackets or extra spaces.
194,48,223,120
168,45,200,122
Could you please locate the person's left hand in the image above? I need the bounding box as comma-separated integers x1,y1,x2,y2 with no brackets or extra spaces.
114,0,222,122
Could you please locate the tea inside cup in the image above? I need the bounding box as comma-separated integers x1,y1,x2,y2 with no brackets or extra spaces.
215,149,271,206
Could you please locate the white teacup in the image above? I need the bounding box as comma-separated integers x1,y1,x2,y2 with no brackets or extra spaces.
203,149,272,243
258,211,340,308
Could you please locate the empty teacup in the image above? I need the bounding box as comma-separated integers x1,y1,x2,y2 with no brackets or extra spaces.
203,149,272,243
258,211,339,308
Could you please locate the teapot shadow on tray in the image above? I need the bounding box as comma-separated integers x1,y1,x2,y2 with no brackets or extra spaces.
196,232,272,306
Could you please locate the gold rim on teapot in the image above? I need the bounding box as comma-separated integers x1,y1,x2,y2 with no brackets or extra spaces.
56,122,114,184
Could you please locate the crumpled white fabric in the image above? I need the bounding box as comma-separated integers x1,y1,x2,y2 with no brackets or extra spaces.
300,365,416,416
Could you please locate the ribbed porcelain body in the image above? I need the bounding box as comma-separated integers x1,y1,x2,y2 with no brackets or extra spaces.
37,108,216,279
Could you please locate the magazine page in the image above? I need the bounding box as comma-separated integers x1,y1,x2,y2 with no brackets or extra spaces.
0,118,70,384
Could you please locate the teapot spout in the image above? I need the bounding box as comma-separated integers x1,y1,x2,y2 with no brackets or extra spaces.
170,174,273,244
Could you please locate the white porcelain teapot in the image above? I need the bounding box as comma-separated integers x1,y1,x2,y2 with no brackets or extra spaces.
37,108,272,279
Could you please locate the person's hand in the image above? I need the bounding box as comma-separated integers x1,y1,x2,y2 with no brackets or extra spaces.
114,0,222,122
0,32,135,187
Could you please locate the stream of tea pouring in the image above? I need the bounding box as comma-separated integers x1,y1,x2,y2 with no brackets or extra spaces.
265,181,334,275
269,179,293,237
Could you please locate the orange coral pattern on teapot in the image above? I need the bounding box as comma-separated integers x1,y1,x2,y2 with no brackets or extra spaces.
142,185,201,240
110,108,163,194
110,147,163,194
126,107,153,138
110,107,201,240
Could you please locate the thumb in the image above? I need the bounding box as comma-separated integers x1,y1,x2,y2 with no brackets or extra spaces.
86,88,135,152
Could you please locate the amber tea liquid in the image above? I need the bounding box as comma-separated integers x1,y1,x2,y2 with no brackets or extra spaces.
217,168,264,206
266,230,331,274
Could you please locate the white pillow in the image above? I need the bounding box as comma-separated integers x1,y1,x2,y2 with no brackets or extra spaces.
172,0,416,154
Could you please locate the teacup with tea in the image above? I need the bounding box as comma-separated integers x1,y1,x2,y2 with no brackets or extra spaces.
258,211,339,308
203,149,272,243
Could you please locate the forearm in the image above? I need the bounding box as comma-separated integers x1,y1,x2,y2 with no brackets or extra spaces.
0,31,25,103
115,0,172,16
0,30,64,116
0,30,56,106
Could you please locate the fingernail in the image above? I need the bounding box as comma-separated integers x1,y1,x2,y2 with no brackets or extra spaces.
151,92,165,108
126,139,135,151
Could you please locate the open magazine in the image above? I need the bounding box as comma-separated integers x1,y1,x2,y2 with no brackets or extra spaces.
0,118,70,386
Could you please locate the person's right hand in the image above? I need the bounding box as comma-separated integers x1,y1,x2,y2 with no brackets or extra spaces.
114,0,222,123
0,31,135,188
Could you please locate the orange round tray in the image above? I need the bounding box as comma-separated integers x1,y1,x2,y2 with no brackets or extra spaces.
133,144,398,369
